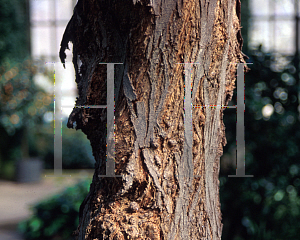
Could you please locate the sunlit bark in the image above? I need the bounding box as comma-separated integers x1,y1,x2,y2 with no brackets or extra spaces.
60,0,247,239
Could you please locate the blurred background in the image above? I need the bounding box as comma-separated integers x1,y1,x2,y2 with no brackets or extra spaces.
0,0,94,239
0,0,299,239
221,0,300,239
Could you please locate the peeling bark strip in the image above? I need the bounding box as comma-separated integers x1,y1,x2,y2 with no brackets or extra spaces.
60,0,247,239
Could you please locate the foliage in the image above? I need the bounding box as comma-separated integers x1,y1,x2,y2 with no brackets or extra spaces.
0,56,55,180
60,122,95,169
0,58,93,175
18,179,91,240
220,46,300,240
0,59,53,136
0,0,53,180
0,58,54,180
0,0,29,64
39,119,94,169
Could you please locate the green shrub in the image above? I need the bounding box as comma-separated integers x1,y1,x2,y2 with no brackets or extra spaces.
37,119,95,170
18,179,91,240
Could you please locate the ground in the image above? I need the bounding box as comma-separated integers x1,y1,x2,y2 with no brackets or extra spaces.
0,169,93,240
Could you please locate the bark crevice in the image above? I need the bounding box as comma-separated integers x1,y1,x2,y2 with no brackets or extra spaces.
59,0,247,239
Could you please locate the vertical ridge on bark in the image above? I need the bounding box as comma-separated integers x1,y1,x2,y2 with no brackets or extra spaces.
59,0,247,239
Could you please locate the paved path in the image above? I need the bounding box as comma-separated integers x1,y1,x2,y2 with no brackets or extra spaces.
0,170,93,240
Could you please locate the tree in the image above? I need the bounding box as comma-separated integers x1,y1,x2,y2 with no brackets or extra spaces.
59,0,247,239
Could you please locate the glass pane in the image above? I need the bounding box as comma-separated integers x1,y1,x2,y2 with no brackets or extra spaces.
275,20,295,55
30,0,50,21
34,73,54,93
31,27,51,57
275,0,295,16
55,0,73,20
55,64,76,118
248,19,272,52
56,26,71,57
250,0,270,16
47,0,56,21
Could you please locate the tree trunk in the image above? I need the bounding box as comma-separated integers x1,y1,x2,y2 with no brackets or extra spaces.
60,0,246,239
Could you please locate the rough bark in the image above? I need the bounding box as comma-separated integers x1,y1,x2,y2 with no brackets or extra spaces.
60,0,247,239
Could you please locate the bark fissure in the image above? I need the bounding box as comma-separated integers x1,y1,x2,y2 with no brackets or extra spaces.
59,0,247,239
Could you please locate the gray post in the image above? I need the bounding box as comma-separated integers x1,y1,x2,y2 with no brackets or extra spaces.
184,63,194,179
98,63,122,178
228,63,253,177
45,62,71,177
